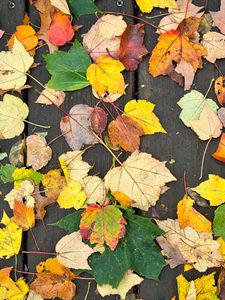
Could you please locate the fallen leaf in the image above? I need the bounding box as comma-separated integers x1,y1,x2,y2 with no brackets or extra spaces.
97,270,144,298
33,186,55,220
189,103,222,140
0,38,34,90
83,176,106,204
213,133,225,163
50,0,70,15
90,106,107,135
56,231,94,269
202,31,225,63
104,151,176,211
12,200,35,231
175,59,195,91
26,135,52,170
119,23,148,71
177,195,212,232
47,12,74,46
83,14,127,61
0,29,4,39
87,56,125,95
156,219,222,271
210,1,225,34
60,104,99,150
35,88,65,106
0,94,29,139
0,211,22,259
59,150,91,184
9,139,26,167
57,181,86,209
80,204,126,250
218,107,225,127
27,290,44,300
12,167,43,188
213,204,225,241
215,75,225,105
0,164,16,184
199,13,213,34
135,0,177,13
193,174,225,206
68,0,98,18
218,268,225,300
108,115,144,152
7,25,38,51
177,90,218,127
42,169,66,200
0,152,7,161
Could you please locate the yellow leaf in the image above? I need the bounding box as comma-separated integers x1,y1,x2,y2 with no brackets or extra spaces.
218,237,225,261
0,94,29,139
193,174,225,206
0,37,34,90
0,212,22,259
12,200,35,231
112,191,133,207
42,169,66,200
12,167,43,188
57,181,86,209
184,264,193,272
177,195,212,232
36,258,75,278
124,100,166,134
135,0,177,13
87,56,125,95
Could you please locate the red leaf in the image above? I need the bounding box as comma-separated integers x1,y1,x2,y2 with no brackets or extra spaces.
119,23,148,71
90,106,107,135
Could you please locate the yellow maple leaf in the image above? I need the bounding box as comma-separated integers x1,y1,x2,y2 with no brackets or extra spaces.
57,181,86,209
36,258,75,278
0,212,22,259
124,100,166,134
177,195,212,232
193,174,225,206
86,56,125,95
136,0,177,13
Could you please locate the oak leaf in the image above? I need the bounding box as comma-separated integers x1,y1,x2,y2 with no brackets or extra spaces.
0,94,29,139
7,25,38,51
56,231,94,270
87,56,126,95
12,200,35,231
0,38,34,90
135,0,177,13
213,133,225,163
104,151,176,211
42,169,66,200
202,31,225,63
80,204,126,251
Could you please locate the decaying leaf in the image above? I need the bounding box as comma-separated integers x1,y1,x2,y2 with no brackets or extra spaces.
12,200,35,231
135,0,177,13
33,186,55,220
9,139,26,167
0,38,34,90
104,151,176,211
35,88,65,106
213,133,225,163
56,231,94,270
80,204,126,250
0,94,29,139
202,31,225,63
42,169,66,200
90,106,107,135
60,104,99,150
12,167,43,188
26,135,52,170
0,211,22,259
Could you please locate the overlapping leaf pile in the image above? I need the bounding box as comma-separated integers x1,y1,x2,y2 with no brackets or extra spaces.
1,0,225,299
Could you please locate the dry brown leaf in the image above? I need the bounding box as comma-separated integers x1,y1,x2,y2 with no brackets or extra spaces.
36,88,65,106
175,59,195,91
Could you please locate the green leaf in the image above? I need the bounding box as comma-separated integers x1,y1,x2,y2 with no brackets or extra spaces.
12,167,43,186
0,164,16,183
89,210,165,288
213,204,225,239
68,0,99,18
43,40,91,91
52,210,83,233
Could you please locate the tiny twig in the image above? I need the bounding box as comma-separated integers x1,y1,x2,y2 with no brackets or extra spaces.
199,137,212,180
204,78,215,98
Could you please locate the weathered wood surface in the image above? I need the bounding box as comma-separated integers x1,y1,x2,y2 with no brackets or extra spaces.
0,0,224,299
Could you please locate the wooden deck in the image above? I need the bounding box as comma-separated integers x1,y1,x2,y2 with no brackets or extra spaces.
0,0,224,299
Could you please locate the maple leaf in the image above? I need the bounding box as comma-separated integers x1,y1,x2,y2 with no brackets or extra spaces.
87,56,126,95
104,151,176,211
149,17,206,80
0,38,34,90
212,133,225,163
0,211,22,259
119,23,148,71
135,0,177,13
56,231,94,270
0,94,29,139
0,267,29,300
97,270,144,299
193,174,225,206
60,104,99,150
12,200,35,231
80,204,126,251
156,219,222,271
53,210,83,234
30,257,76,300
215,75,225,105
7,25,38,51
68,0,98,18
202,31,225,63
177,195,212,232
35,88,65,106
83,176,106,205
12,167,43,188
44,40,91,91
50,0,70,15
47,12,74,46
89,209,165,287
42,169,66,200
177,273,218,300
210,1,225,35
177,90,218,127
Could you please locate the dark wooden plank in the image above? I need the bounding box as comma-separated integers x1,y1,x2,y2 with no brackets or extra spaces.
27,1,135,299
0,0,25,272
137,0,224,299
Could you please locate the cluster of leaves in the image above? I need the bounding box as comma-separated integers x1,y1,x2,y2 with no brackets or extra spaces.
1,0,225,299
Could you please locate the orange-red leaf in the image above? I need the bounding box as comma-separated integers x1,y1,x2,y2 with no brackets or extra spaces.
215,76,225,105
7,25,38,51
12,200,35,231
213,133,225,163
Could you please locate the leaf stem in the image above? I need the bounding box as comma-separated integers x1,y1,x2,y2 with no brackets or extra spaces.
30,228,40,250
204,78,215,98
199,137,212,180
24,119,50,129
22,250,57,256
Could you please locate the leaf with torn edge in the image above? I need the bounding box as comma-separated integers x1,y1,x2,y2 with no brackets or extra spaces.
135,0,177,13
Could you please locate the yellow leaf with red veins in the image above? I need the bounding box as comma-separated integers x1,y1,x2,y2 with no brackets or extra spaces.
80,204,126,250
177,195,212,232
87,56,125,95
135,0,177,13
12,200,35,231
7,25,38,51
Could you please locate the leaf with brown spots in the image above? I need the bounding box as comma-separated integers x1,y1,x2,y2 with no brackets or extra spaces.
215,76,225,105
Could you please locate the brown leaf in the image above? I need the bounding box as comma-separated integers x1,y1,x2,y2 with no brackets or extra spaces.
90,106,107,135
108,115,144,152
218,268,225,300
119,23,148,71
33,186,55,220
